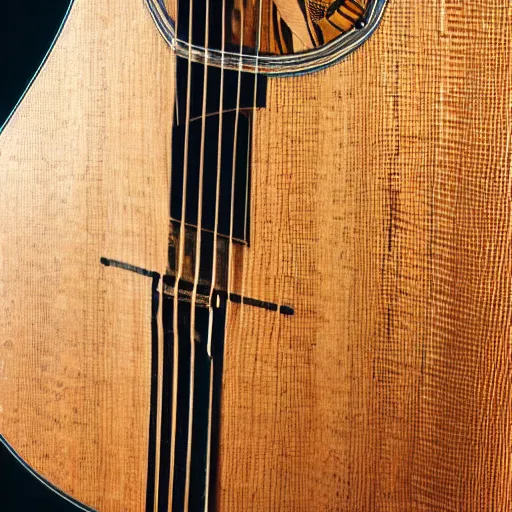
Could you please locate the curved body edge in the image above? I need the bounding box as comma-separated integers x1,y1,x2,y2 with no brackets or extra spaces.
0,435,96,512
0,0,75,135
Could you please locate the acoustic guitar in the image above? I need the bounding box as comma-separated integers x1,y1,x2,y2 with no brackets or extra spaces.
0,0,510,510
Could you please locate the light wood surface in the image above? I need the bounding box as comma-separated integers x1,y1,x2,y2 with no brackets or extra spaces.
0,0,511,510
219,1,512,510
0,0,173,509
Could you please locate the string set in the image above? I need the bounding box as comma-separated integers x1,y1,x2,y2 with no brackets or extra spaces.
163,0,264,510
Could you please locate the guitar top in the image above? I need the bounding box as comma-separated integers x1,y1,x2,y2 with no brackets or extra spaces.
0,0,511,511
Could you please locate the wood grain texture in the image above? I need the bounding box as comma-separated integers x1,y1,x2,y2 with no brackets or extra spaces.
0,0,511,510
0,0,174,509
218,0,512,510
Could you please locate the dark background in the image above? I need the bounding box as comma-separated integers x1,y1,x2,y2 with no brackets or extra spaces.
0,0,71,127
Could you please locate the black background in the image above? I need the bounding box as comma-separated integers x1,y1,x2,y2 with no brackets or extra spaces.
0,0,71,127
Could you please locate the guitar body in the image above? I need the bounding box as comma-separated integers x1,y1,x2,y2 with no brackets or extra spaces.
0,0,510,511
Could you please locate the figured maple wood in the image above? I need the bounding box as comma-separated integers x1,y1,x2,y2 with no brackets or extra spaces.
0,0,511,511
0,0,173,510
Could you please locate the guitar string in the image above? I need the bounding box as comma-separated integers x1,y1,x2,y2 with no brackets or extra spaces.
149,2,184,508
226,1,246,304
182,0,211,507
207,0,227,314
206,3,266,506
238,0,264,336
203,334,215,512
198,0,231,507
218,0,265,336
203,2,247,509
154,4,186,509
169,0,194,507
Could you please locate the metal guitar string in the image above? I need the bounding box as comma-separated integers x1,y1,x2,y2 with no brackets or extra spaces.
226,0,246,297
204,2,245,512
183,0,211,507
204,3,248,510
169,0,193,508
238,0,264,333
202,0,235,506
207,0,227,315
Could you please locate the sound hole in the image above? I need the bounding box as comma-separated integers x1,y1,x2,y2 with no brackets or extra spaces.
146,0,388,74
173,0,370,54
